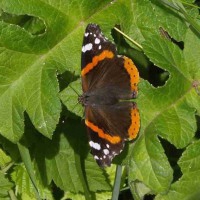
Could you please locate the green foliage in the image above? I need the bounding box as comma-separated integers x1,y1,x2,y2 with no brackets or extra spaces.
11,164,53,200
0,172,13,199
0,0,200,199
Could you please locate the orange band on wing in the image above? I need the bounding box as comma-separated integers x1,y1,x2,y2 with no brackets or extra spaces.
81,50,114,76
85,119,121,144
124,57,139,92
128,106,140,140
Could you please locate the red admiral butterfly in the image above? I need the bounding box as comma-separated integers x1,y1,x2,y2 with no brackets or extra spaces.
79,24,140,167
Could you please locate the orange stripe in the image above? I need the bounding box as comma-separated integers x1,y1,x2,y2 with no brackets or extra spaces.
128,107,140,140
81,50,114,76
85,119,121,144
123,57,139,92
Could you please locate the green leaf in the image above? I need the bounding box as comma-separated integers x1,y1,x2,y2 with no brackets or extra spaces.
0,1,62,142
85,154,112,192
17,142,41,199
0,172,13,198
60,79,83,118
34,120,111,193
0,149,11,169
156,140,200,200
62,165,115,200
62,191,113,200
11,164,53,200
62,192,85,200
126,0,200,198
184,29,200,81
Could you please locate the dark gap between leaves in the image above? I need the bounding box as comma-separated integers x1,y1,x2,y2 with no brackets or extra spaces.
0,11,46,35
21,113,43,148
119,176,142,200
158,136,183,183
0,134,20,162
195,1,200,13
52,181,64,200
148,64,169,87
171,38,184,50
112,25,169,87
195,115,200,139
144,194,155,200
62,117,89,160
119,188,134,200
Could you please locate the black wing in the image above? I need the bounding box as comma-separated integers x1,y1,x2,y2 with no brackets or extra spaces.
85,102,140,167
81,24,139,98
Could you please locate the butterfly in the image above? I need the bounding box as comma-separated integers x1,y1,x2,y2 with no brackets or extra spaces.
79,24,140,167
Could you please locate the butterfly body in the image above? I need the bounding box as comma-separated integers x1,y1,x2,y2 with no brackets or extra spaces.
80,24,140,167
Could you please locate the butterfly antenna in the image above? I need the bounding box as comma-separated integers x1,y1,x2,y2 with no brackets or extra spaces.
68,71,81,96
114,27,143,51
69,84,80,96
68,82,85,120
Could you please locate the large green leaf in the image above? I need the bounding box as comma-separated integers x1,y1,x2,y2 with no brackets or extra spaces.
127,0,200,199
0,0,200,199
34,120,111,193
11,164,53,200
156,140,200,200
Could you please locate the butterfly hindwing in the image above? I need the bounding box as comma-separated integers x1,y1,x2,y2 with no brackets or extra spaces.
85,102,139,167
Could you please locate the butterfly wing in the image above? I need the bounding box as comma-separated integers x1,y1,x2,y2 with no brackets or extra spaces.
81,24,139,98
85,102,140,167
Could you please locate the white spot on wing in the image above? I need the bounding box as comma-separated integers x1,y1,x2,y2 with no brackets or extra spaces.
82,43,93,53
95,38,100,44
98,45,102,50
89,141,101,150
94,155,99,160
103,149,109,155
106,144,110,148
85,32,89,37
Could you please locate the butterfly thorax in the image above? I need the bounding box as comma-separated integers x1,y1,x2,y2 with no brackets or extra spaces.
78,91,119,107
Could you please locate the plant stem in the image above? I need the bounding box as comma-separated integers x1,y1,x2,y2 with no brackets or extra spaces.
114,27,143,50
17,142,41,200
111,165,122,200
